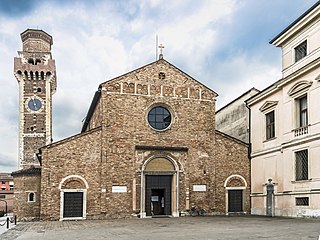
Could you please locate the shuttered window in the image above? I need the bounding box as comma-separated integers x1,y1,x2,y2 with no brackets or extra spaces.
296,197,309,206
266,111,275,140
298,95,308,127
295,40,307,62
295,149,308,181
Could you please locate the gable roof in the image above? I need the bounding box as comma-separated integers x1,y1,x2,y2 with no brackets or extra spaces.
216,87,260,113
100,58,218,96
81,58,218,133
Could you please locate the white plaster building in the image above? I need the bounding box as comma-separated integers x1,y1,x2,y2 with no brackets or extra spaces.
247,2,320,218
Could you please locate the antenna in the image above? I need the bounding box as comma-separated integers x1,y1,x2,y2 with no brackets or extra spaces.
156,35,158,60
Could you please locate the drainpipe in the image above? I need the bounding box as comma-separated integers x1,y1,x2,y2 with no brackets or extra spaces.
245,102,252,160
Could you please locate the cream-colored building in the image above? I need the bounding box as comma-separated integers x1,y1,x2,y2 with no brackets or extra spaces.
247,2,320,218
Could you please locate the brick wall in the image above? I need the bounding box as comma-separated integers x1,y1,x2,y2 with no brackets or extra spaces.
38,59,250,220
40,127,102,220
12,169,41,221
215,131,250,214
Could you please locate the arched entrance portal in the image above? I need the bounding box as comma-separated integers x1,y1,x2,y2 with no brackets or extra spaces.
224,174,247,214
140,156,179,218
58,175,88,221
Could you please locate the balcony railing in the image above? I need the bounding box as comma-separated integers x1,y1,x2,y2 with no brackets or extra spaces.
294,126,308,137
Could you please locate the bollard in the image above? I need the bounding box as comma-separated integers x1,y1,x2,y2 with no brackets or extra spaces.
6,217,9,229
14,215,17,225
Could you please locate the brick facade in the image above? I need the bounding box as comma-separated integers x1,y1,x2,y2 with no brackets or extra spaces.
12,29,250,221
12,167,41,221
37,59,250,220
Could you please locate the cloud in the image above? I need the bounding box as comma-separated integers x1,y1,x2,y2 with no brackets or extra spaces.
0,0,318,172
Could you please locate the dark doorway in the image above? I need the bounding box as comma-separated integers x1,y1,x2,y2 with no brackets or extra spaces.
63,192,83,218
146,175,172,216
151,189,165,215
228,190,243,212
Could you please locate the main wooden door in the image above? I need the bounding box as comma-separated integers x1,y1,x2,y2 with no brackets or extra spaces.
228,190,243,212
63,192,83,218
145,175,172,216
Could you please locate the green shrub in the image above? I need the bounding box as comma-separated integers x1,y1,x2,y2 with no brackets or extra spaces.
0,210,4,217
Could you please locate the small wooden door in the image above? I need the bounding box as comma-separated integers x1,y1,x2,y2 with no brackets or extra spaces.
63,192,83,218
228,190,243,212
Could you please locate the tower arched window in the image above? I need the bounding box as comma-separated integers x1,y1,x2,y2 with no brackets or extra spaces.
28,58,35,65
28,192,36,202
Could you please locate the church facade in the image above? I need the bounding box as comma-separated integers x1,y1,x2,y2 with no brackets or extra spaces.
12,29,250,221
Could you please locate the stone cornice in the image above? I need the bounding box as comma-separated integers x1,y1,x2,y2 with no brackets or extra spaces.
135,145,189,152
246,57,320,107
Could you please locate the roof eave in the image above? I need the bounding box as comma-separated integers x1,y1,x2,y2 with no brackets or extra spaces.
269,1,320,46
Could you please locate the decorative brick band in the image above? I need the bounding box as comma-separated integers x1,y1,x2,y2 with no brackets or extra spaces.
135,145,188,152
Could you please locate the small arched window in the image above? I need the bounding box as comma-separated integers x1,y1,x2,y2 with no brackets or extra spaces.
35,59,41,65
28,192,35,202
37,87,42,93
28,58,35,65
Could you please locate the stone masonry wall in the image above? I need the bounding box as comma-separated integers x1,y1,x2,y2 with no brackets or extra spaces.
40,127,102,220
99,59,217,216
215,131,250,214
13,172,41,221
39,59,250,219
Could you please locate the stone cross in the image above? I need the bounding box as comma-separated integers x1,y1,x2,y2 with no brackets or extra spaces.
159,44,164,54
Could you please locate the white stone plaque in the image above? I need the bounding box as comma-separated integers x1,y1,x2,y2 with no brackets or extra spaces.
151,196,159,201
192,185,206,192
112,186,127,193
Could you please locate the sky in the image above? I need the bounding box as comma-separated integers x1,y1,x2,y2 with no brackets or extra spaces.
0,0,318,172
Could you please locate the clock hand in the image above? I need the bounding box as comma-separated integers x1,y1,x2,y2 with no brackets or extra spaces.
33,99,38,110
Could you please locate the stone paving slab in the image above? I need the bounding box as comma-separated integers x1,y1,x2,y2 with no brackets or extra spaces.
0,216,320,240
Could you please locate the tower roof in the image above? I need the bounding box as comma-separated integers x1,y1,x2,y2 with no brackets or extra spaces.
20,29,53,46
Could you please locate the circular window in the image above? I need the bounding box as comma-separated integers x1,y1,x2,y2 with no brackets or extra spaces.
148,106,172,130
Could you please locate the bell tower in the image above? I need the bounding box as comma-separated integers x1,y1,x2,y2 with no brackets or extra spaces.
14,29,57,169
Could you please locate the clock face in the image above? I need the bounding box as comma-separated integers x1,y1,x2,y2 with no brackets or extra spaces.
26,97,43,112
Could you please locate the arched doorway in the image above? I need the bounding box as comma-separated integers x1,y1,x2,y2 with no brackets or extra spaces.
140,156,179,218
224,174,247,214
58,175,89,220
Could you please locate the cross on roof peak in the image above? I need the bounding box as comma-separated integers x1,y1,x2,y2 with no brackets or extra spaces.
158,44,164,59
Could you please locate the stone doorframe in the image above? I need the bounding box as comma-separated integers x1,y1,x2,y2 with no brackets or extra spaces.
224,174,247,214
58,175,89,221
140,155,180,218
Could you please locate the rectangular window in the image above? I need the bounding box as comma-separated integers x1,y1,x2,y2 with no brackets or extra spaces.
296,197,309,206
295,40,307,62
266,111,275,140
295,149,308,181
298,95,308,127
0,195,5,199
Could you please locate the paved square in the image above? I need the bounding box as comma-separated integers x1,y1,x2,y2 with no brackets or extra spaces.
1,216,320,240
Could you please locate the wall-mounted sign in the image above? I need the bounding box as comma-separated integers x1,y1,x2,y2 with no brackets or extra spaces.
112,186,127,193
192,185,206,192
151,196,159,201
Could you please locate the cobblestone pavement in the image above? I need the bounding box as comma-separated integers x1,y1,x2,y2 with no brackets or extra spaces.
0,216,319,240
